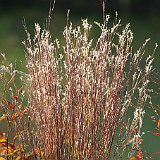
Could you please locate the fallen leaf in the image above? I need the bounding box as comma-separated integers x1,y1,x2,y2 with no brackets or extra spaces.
150,131,160,136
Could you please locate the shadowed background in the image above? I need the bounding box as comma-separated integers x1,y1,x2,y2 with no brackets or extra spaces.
0,0,160,158
0,0,160,67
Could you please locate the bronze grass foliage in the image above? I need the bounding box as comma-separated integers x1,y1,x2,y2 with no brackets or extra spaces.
22,13,155,159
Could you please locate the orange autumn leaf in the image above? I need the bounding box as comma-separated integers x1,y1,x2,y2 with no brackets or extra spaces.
0,138,7,144
130,157,138,160
15,156,21,160
13,96,19,101
0,115,7,122
0,133,7,145
150,131,160,136
0,132,6,142
11,112,20,121
8,102,15,110
0,157,6,160
130,149,144,160
136,150,144,160
157,119,160,129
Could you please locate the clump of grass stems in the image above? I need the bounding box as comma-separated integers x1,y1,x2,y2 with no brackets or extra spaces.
22,11,156,159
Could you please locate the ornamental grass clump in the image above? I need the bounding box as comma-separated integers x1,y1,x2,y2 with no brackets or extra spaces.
23,12,156,159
